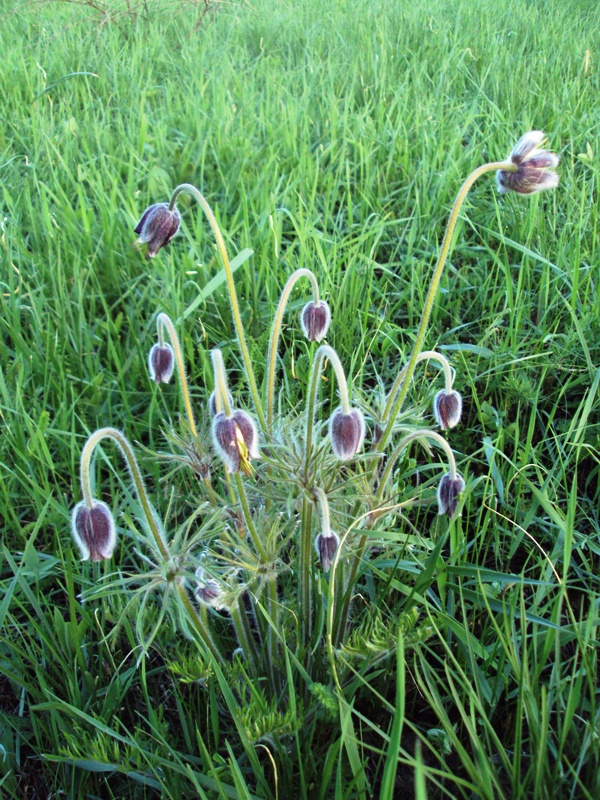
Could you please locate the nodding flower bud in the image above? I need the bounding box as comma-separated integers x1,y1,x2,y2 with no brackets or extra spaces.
433,389,463,430
148,343,175,385
497,131,559,195
212,410,259,475
194,563,225,609
437,474,465,518
315,531,340,572
208,389,234,417
301,300,331,342
329,407,366,461
134,203,181,257
71,500,116,562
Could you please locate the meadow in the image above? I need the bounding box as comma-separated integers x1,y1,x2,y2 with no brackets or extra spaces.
1,0,600,797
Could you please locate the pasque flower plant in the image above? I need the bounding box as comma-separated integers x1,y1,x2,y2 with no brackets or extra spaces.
70,133,559,698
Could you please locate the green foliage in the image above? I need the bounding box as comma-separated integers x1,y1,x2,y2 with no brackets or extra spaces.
1,0,600,797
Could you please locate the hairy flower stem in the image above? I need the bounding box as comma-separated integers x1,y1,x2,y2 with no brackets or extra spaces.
230,599,261,675
377,429,459,500
266,268,321,429
304,345,351,471
377,161,515,453
299,496,314,652
156,313,199,438
233,473,267,561
169,184,267,431
383,350,454,422
175,579,224,664
210,349,233,417
79,427,169,561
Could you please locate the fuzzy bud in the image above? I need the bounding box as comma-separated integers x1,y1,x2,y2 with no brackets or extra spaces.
301,300,331,342
437,474,466,518
148,343,175,384
71,500,116,562
433,389,463,430
134,203,181,257
315,531,340,572
212,410,259,474
497,131,559,195
329,407,366,461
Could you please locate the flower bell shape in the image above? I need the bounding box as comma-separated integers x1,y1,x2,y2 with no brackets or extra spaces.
212,410,259,475
497,131,559,195
300,300,331,342
329,407,366,461
433,389,463,430
148,343,175,384
134,203,181,257
315,531,340,572
437,474,466,518
71,500,116,562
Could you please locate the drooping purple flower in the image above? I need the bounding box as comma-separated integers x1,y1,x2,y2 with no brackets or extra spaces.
329,407,366,461
433,389,463,430
437,474,466,518
497,131,559,195
148,343,175,384
71,500,116,562
301,300,331,342
134,203,181,257
315,531,340,572
212,410,259,474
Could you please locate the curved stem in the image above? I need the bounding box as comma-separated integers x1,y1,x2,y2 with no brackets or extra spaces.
266,268,321,428
377,160,514,452
80,427,169,560
383,350,453,422
210,349,233,417
169,184,266,431
156,313,198,438
305,345,351,467
377,429,458,499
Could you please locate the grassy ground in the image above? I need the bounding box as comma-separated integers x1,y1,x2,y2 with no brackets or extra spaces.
1,0,600,797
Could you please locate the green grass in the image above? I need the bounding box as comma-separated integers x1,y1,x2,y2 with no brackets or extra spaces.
1,0,600,797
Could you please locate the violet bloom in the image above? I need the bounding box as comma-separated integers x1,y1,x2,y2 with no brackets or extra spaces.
212,410,259,474
134,203,181,257
148,343,174,384
437,474,466,518
329,407,366,461
301,300,331,342
497,131,559,195
433,389,463,430
71,500,116,561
